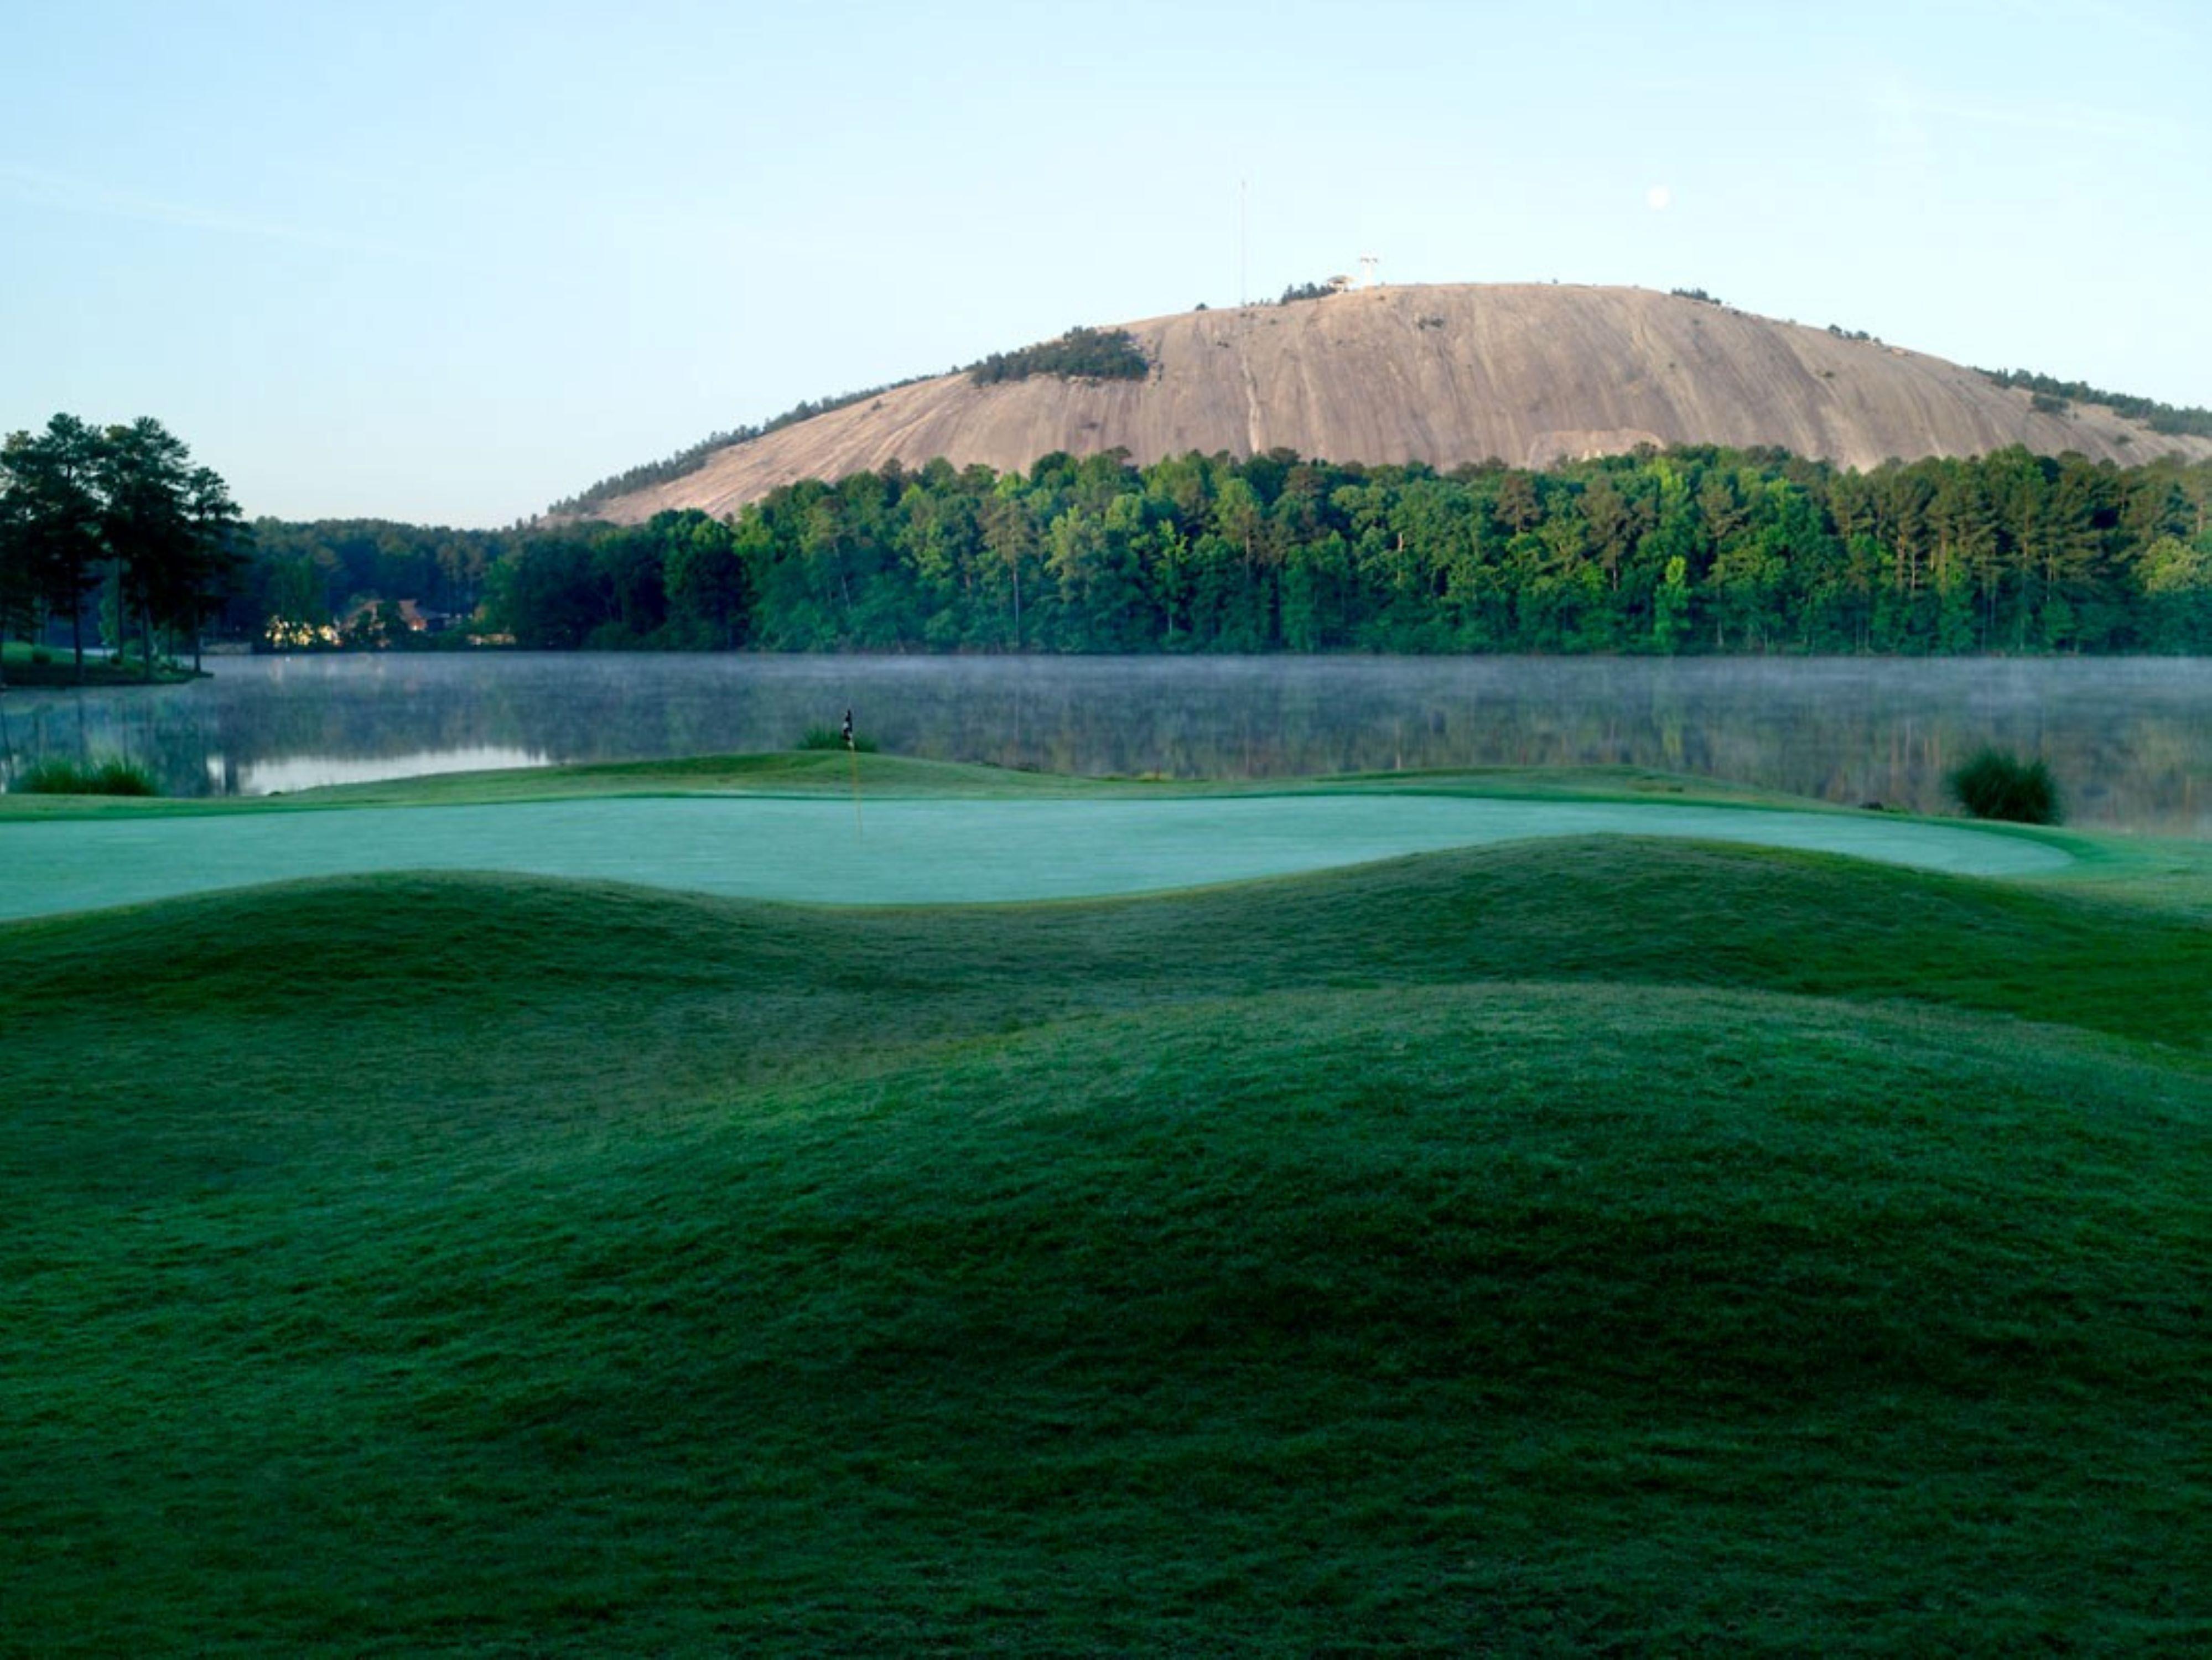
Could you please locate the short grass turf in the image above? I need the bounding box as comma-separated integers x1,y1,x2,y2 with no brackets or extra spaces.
4,837,2211,1654
0,792,2073,920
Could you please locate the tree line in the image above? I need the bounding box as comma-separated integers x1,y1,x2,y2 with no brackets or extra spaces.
0,414,245,682
1976,369,2212,439
472,444,2212,656
18,429,2212,661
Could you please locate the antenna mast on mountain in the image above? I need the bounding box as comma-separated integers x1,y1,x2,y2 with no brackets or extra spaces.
1360,253,1381,289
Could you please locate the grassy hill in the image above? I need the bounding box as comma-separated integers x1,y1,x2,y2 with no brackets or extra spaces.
5,795,2211,1652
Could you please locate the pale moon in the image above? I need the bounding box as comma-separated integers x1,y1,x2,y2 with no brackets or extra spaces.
1647,184,1672,211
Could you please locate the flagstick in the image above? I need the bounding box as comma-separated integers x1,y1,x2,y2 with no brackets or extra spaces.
848,742,863,839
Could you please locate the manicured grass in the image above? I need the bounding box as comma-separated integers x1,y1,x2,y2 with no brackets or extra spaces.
4,835,2211,1653
0,793,2076,921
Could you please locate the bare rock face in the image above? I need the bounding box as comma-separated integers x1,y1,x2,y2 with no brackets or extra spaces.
590,284,2210,522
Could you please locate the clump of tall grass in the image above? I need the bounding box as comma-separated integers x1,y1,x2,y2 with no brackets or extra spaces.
798,727,878,753
15,757,159,796
1948,748,2061,824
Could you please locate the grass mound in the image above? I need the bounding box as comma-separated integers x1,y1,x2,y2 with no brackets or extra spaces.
13,755,158,796
1949,746,2063,824
6,844,2210,1652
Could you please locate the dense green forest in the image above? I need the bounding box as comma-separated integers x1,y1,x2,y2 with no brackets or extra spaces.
243,444,2212,656
230,518,504,645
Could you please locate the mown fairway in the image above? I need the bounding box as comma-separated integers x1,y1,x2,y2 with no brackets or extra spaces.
4,767,2210,1654
0,787,2070,920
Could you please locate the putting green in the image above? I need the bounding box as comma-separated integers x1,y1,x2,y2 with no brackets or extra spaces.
0,793,2070,920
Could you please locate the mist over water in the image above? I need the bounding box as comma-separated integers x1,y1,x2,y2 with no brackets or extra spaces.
2,654,2208,834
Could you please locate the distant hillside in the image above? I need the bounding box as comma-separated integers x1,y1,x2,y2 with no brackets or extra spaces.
574,283,2212,523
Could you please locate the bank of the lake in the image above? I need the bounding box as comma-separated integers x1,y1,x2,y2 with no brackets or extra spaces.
0,639,202,688
4,653,2210,832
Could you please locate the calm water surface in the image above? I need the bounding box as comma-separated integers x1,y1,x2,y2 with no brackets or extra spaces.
2,655,2206,834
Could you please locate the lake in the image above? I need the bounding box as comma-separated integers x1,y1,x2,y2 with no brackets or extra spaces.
2,654,2208,834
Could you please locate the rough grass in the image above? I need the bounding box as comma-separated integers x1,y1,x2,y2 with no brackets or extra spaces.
798,724,880,753
4,839,2211,1653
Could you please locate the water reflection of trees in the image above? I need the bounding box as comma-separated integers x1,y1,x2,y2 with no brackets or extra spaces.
1,656,2206,834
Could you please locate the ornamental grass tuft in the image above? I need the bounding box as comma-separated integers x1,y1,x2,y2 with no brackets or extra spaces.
17,756,158,796
1948,747,2061,824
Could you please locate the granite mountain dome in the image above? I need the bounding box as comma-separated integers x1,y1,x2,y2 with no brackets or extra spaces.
584,283,2211,522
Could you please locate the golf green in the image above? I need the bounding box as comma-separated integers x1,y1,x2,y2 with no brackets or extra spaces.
0,793,2070,919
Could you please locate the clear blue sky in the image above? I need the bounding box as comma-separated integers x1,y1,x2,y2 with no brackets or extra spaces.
6,0,2206,526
